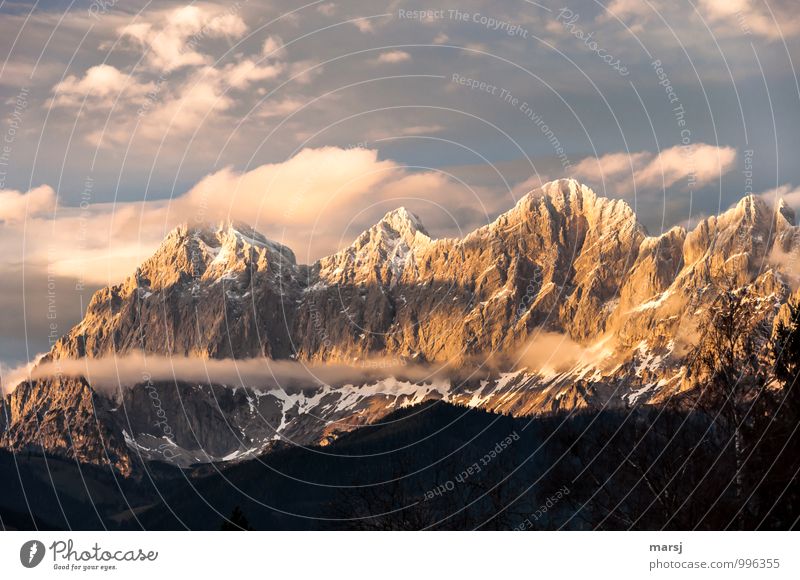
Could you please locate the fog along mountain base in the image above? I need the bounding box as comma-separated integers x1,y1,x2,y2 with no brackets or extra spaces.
2,179,799,476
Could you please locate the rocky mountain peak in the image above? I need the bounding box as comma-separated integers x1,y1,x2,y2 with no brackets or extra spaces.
775,198,796,227
734,193,770,222
376,206,430,239
135,220,297,292
536,178,597,209
314,207,432,286
210,219,270,245
683,194,776,268
48,219,302,362
355,206,432,257
525,178,642,235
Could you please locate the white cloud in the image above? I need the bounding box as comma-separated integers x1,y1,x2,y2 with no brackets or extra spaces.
92,53,288,146
50,64,155,108
119,5,247,72
515,331,615,375
0,185,57,223
364,124,445,141
0,148,494,287
352,18,376,34
262,35,287,59
70,9,295,148
758,183,800,211
121,68,234,142
0,354,45,395
375,50,411,64
573,143,738,195
287,59,324,85
0,197,171,288
698,0,800,41
604,0,799,41
399,124,444,135
179,146,398,226
604,0,657,19
224,59,285,90
16,353,450,396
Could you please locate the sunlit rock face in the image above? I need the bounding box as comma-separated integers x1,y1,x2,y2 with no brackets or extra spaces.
4,179,799,472
49,221,302,361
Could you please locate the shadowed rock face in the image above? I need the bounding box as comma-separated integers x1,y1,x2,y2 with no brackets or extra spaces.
2,377,132,475
4,179,800,473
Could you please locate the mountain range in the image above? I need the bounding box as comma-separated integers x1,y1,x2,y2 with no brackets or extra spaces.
2,178,798,475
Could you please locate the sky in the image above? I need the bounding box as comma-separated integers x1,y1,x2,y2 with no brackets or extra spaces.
0,0,799,371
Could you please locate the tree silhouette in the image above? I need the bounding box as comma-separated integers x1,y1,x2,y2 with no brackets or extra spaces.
220,506,253,530
774,298,800,405
687,285,773,527
753,297,800,528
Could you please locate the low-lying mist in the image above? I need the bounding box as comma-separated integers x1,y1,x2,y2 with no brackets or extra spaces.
2,330,623,398
513,331,617,375
9,353,471,397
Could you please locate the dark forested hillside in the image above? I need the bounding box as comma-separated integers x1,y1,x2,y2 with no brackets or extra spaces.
4,394,796,530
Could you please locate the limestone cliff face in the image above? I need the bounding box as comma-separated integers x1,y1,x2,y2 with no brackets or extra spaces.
49,222,301,361
298,179,646,362
4,179,800,473
47,180,651,364
294,208,433,361
608,194,798,351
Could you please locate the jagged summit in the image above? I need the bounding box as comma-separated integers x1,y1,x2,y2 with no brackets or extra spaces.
49,218,303,362
314,206,432,286
531,178,613,210
133,219,297,292
356,206,432,255
174,219,294,256
210,219,271,245
376,206,430,238
775,197,796,226
733,193,771,221
490,178,643,239
534,178,598,204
